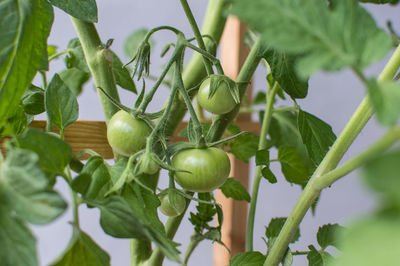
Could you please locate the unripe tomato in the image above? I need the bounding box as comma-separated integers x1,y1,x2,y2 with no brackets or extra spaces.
138,152,160,175
107,110,151,156
159,191,186,217
172,147,230,192
197,75,236,115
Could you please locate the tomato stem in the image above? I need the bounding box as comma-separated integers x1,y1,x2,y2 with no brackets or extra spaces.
160,0,228,137
263,44,400,266
179,0,214,75
70,18,120,123
246,82,278,251
175,55,205,144
182,233,202,265
138,52,179,113
314,126,400,190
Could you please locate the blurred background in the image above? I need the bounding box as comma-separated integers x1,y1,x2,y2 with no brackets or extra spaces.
32,1,400,265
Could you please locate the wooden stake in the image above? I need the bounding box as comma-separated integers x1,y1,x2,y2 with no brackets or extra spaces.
214,16,252,266
0,120,259,159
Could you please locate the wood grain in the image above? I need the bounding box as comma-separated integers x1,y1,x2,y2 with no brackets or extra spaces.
0,120,260,159
214,16,252,266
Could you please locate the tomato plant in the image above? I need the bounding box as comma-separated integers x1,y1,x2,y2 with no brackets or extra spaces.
107,110,151,156
172,147,230,192
1,0,400,266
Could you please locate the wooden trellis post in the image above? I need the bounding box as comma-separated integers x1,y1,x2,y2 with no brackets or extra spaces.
214,16,253,266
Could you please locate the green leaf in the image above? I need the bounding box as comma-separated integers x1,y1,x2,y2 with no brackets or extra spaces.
231,0,392,78
253,91,266,105
124,29,154,59
330,218,400,266
72,156,111,201
59,68,90,96
22,85,45,115
0,105,29,137
48,0,97,22
51,230,110,266
363,150,400,205
1,148,66,224
261,167,277,184
219,178,251,202
359,0,399,4
47,45,58,57
46,74,79,130
261,49,308,98
230,251,266,266
317,223,344,250
228,133,259,163
95,192,180,262
112,53,137,94
189,193,217,232
96,195,148,239
256,149,269,166
64,38,89,72
122,185,180,262
367,79,400,126
307,245,323,266
266,217,300,247
0,0,53,128
278,146,311,185
0,208,37,266
15,128,72,175
270,111,311,166
298,110,336,165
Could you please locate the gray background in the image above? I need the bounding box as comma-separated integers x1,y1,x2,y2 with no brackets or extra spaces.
32,1,400,265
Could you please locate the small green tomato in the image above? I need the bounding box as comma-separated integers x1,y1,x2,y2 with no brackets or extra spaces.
172,147,230,192
197,75,237,115
138,152,160,175
107,110,151,156
159,191,186,217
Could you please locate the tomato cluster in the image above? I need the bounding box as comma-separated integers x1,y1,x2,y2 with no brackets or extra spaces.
106,77,232,193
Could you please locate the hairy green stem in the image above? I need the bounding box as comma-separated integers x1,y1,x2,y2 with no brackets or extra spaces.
246,82,278,251
179,0,213,75
314,126,400,190
138,52,178,112
182,234,202,265
130,171,160,266
61,130,80,229
175,57,204,144
70,18,120,122
163,0,228,137
264,44,400,266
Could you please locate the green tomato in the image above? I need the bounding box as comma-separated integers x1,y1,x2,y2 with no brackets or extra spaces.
138,152,160,175
107,110,151,156
197,75,236,115
172,147,230,192
159,191,186,217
